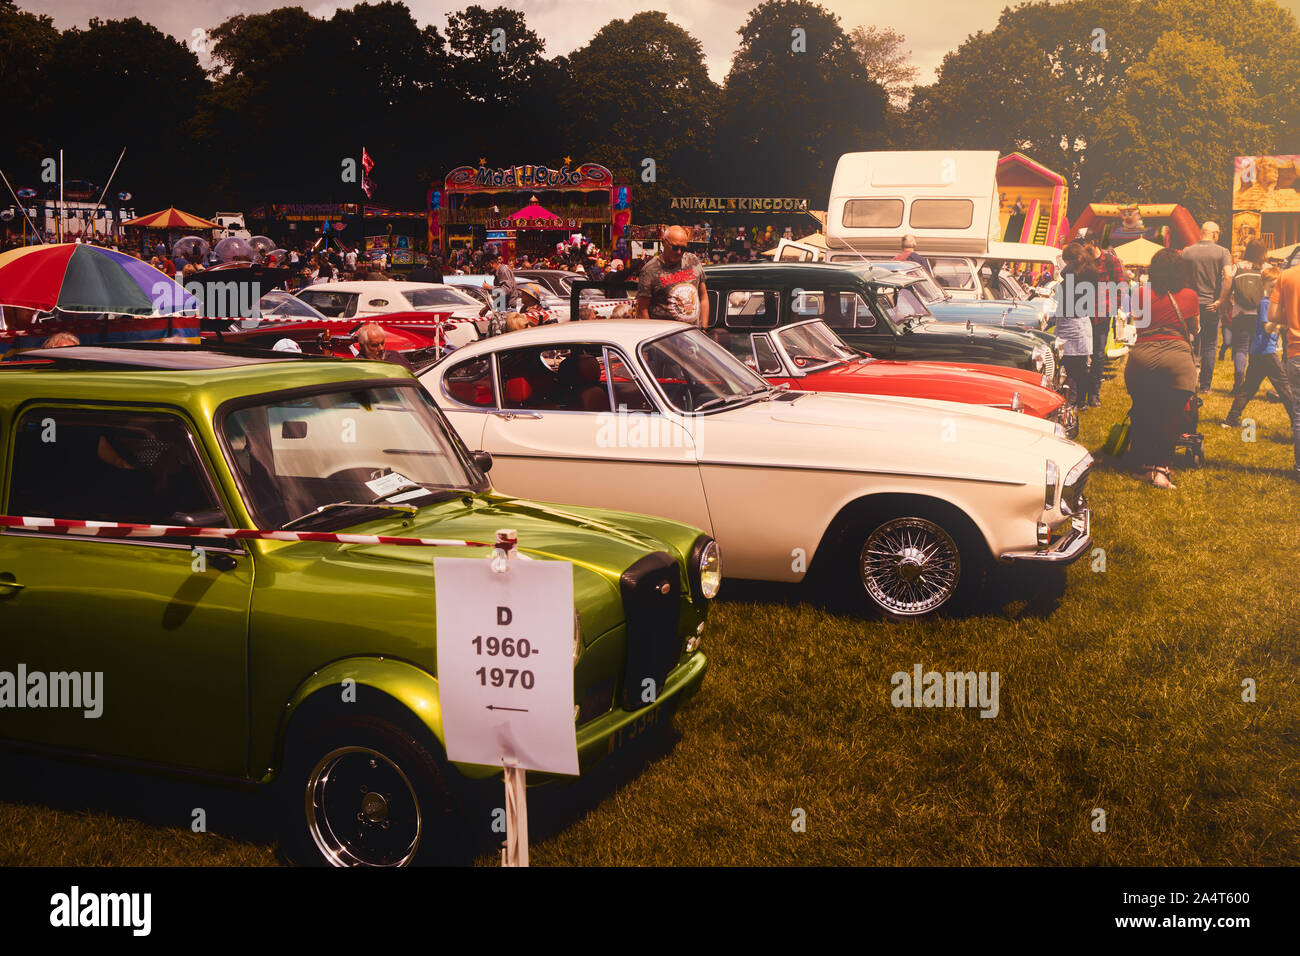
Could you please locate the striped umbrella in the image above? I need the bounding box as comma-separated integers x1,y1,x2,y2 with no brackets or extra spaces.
121,207,221,230
0,243,198,314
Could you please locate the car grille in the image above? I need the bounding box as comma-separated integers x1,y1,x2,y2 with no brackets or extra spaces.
1042,350,1057,385
619,552,682,712
1051,403,1079,438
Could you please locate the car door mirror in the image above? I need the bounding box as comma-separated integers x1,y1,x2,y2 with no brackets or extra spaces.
472,450,493,473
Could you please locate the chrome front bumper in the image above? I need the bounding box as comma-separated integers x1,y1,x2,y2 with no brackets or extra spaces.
999,506,1091,564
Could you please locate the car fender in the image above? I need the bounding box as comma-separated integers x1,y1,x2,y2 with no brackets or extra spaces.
267,656,454,782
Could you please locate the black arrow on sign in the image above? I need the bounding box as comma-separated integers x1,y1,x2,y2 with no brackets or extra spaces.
486,705,528,712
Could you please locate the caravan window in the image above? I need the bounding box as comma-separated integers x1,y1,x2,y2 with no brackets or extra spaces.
842,199,904,229
910,199,974,229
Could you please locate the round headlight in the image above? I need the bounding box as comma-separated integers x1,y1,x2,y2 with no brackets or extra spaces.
698,539,721,599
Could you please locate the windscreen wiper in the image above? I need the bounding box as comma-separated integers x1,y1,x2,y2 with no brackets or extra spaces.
280,501,419,531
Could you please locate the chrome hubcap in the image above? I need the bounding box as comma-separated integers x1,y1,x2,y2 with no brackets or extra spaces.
860,517,961,616
305,746,421,867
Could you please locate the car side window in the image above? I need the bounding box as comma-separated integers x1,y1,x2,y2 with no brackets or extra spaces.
751,335,784,375
787,289,875,330
723,290,779,329
7,408,228,532
604,348,655,411
443,355,496,408
706,327,758,369
930,258,975,291
497,345,612,413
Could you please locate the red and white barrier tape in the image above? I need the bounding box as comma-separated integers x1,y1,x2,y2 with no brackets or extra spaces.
0,515,491,548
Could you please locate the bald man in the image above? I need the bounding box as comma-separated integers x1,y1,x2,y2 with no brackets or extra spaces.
357,323,413,370
635,225,710,327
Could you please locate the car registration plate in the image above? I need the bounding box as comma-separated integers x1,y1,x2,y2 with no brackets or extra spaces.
607,706,661,754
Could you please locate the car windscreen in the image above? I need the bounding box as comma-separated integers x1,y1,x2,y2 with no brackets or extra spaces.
639,327,772,413
222,383,483,530
259,291,324,319
876,286,931,323
405,287,478,309
298,290,359,318
775,322,862,371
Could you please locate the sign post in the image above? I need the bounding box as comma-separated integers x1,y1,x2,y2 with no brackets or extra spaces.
435,529,578,867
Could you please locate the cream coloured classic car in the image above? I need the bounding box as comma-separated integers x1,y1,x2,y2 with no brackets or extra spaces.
419,320,1093,618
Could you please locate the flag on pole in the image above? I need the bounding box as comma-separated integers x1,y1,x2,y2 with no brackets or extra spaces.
361,147,376,198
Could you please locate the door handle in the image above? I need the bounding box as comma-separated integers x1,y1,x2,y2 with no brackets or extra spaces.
492,412,542,421
0,575,25,592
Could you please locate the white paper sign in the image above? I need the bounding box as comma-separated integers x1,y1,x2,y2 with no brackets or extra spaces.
434,557,578,776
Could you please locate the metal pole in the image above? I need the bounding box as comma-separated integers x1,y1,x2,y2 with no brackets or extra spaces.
501,763,528,867
94,148,126,242
58,149,64,243
0,166,42,241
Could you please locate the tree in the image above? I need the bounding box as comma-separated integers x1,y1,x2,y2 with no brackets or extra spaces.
715,0,888,205
1091,32,1271,223
0,1,59,170
194,4,448,208
44,18,206,210
848,25,918,111
443,5,567,164
560,12,719,220
903,0,1300,216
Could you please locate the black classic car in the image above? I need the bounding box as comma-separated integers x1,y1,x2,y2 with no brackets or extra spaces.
703,262,1062,387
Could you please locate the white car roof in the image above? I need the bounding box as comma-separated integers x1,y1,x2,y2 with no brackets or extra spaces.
426,319,684,364
305,281,449,293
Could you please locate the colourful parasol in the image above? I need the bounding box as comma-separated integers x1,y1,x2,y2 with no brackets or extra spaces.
121,207,221,230
0,243,198,314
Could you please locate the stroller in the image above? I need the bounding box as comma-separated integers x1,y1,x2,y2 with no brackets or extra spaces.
1103,393,1205,467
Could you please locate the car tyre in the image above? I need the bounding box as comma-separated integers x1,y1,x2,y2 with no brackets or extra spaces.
845,507,986,620
279,714,466,867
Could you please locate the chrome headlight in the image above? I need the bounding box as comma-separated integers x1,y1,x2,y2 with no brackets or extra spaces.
1045,459,1060,508
1065,453,1093,488
692,536,722,599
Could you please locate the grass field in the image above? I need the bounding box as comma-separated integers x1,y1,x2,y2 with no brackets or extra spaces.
2,355,1297,866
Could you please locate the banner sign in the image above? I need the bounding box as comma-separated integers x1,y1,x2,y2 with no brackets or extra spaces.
434,557,579,775
670,197,810,213
445,162,613,193
495,217,582,230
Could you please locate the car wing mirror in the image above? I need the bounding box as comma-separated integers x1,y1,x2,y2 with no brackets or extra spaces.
472,450,493,473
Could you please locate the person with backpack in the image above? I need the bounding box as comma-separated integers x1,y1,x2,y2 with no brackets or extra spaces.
1227,240,1268,395
1223,264,1296,429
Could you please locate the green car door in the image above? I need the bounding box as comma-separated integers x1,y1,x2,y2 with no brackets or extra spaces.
0,404,252,774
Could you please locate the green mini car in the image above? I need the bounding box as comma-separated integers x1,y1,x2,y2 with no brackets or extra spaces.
0,344,715,866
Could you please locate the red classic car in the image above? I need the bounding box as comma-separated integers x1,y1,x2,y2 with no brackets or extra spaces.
707,318,1076,437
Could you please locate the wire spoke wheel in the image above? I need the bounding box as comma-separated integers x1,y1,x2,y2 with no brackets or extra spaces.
859,516,962,617
305,745,422,867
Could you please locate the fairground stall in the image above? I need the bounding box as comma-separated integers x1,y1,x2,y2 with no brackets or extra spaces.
1065,203,1200,251
996,152,1069,248
430,160,631,260
1231,155,1300,260
248,202,427,262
